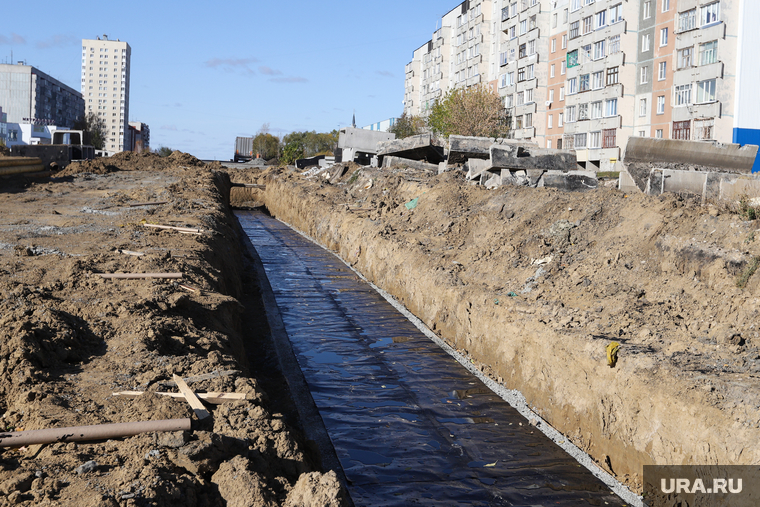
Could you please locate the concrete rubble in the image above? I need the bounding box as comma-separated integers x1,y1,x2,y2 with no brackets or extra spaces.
377,133,446,164
337,127,395,166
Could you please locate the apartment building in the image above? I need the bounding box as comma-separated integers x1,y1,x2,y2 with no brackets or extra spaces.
403,0,759,171
0,63,84,128
127,121,150,153
81,35,131,152
0,107,6,146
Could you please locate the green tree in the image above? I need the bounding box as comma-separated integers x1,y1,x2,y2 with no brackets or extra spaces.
427,85,509,139
73,111,107,150
388,113,426,139
156,146,174,157
252,124,280,160
280,130,338,162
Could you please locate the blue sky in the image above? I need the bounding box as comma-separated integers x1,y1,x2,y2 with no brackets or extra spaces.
1,0,453,160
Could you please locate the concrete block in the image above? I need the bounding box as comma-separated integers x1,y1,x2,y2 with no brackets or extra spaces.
625,137,759,174
718,175,760,202
662,169,708,196
466,159,492,180
541,170,598,191
295,155,325,169
338,127,395,155
438,162,449,175
485,173,501,189
618,169,641,193
447,135,522,164
490,144,576,172
377,133,445,163
646,170,664,196
382,156,439,172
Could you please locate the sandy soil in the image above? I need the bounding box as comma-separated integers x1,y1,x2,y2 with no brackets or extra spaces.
229,163,760,492
0,152,346,506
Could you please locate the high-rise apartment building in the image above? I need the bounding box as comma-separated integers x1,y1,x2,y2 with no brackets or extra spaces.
404,0,760,172
81,35,131,152
0,63,84,127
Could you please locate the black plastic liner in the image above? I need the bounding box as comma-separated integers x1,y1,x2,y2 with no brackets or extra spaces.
238,210,628,506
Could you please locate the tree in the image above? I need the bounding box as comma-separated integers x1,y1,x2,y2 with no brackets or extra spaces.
156,146,174,157
280,130,338,163
388,113,426,139
73,111,107,150
252,124,280,160
427,85,509,139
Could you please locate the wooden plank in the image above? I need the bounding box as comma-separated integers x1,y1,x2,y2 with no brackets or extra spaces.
159,369,240,387
143,223,202,233
99,273,183,280
116,249,145,257
231,183,266,189
173,374,211,420
112,391,247,404
129,201,169,207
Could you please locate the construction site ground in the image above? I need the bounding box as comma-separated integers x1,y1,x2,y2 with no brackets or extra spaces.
0,152,346,506
230,162,760,493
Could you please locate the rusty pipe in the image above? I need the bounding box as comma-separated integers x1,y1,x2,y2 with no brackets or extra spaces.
0,418,192,447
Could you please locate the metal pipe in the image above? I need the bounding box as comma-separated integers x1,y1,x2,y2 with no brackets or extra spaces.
0,157,43,167
0,418,192,447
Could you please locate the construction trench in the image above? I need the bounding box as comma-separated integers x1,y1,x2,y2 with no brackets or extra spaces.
1,150,759,505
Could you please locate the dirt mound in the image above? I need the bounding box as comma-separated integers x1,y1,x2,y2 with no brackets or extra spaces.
0,157,346,505
255,164,760,491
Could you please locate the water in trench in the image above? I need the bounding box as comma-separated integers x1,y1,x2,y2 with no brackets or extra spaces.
237,209,629,506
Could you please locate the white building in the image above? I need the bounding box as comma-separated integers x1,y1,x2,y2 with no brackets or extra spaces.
81,35,131,152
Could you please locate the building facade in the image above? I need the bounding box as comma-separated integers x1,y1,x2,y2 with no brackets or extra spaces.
0,63,84,129
81,35,131,153
404,0,759,171
0,107,6,147
127,121,150,152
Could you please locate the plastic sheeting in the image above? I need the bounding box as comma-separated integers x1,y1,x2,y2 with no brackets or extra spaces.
238,210,627,506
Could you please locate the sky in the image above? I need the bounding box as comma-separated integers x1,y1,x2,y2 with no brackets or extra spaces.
1,0,456,160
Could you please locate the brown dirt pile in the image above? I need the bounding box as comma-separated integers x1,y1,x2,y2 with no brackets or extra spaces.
239,164,760,492
0,154,346,506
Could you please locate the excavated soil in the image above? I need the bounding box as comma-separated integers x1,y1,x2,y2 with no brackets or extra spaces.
227,163,760,493
0,153,346,506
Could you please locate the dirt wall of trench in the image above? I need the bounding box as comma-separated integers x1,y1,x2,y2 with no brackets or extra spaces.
238,165,760,491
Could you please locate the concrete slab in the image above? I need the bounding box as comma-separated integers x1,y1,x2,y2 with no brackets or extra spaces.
446,136,528,164
625,137,759,174
618,169,641,193
382,156,439,172
541,171,598,191
662,170,708,196
338,127,395,155
466,159,492,180
490,144,576,172
377,134,445,164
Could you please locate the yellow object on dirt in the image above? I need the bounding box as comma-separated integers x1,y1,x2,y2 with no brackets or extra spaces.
606,342,620,368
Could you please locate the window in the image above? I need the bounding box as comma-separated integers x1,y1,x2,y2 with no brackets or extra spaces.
564,8,569,23
571,0,581,11
694,118,714,140
560,86,565,100
609,3,623,23
663,0,670,12
559,113,564,127
642,34,650,52
603,128,616,148
517,91,525,105
679,9,696,32
658,61,667,80
581,44,592,63
574,133,587,148
562,34,567,49
550,89,555,102
510,25,516,38
525,88,534,103
697,79,716,103
639,98,648,116
639,130,647,137
578,103,589,120
515,115,523,129
596,10,606,29
551,38,556,53
640,66,649,84
580,74,590,92
609,35,620,54
525,113,533,128
561,59,566,75
568,77,578,94
592,71,603,89
528,39,536,56
594,40,605,60
499,74,507,88
643,1,651,19
567,49,579,68
518,67,526,81
564,135,574,150
590,131,601,149
583,16,593,34
505,94,514,107
675,84,692,106
606,67,619,85
678,47,693,69
520,19,527,35
701,2,720,26
656,129,663,138
566,105,577,122
605,98,618,117
553,13,558,28
530,15,537,30
527,64,534,79
673,120,691,140
519,43,527,58
551,64,556,78
549,114,554,129
591,101,603,118
657,95,665,114
570,21,580,39
660,28,668,46
700,40,718,66
507,72,515,85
